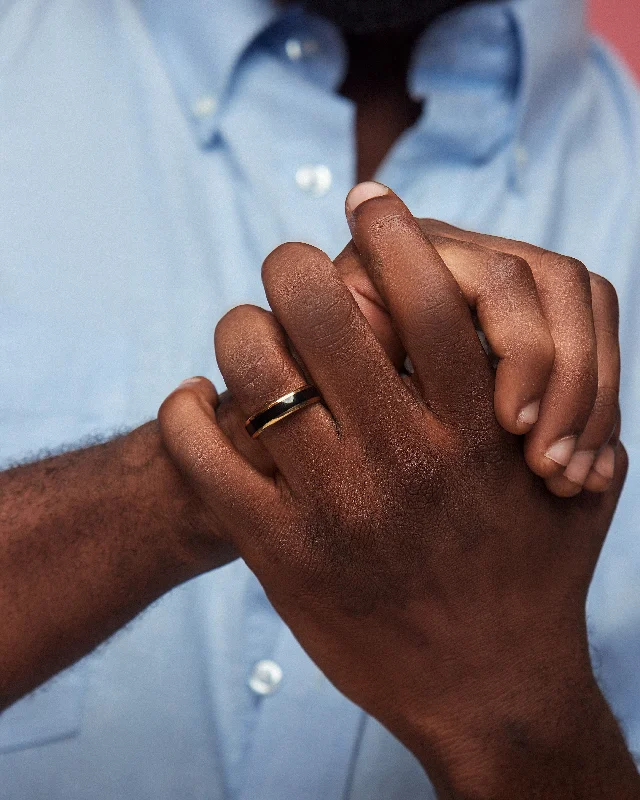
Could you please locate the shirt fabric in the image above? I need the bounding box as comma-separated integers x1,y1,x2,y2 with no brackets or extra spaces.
1,0,640,796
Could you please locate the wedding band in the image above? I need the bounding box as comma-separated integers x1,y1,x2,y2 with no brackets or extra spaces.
245,385,322,439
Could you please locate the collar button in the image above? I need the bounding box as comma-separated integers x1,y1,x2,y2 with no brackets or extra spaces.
295,164,333,197
192,95,218,119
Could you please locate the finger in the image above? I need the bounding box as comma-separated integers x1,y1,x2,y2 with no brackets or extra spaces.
215,390,277,478
425,235,555,435
334,241,405,371
345,183,494,427
570,438,628,529
214,304,339,485
336,233,554,437
261,241,414,438
158,376,278,536
418,220,599,480
583,409,621,494
336,234,554,436
550,275,620,493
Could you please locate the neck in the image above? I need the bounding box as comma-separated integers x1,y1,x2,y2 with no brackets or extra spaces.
339,29,423,182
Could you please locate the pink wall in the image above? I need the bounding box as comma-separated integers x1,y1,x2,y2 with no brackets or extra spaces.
591,0,640,78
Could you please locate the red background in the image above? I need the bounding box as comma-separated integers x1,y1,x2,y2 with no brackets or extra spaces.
591,0,640,79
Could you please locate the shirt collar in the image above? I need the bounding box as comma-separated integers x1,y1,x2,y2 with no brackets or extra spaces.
513,0,588,153
408,2,521,162
407,0,588,167
137,0,588,163
136,0,279,144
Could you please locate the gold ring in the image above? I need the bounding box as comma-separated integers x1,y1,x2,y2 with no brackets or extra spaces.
245,385,322,439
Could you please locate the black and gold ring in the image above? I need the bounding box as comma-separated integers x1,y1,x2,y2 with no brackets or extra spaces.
245,385,322,439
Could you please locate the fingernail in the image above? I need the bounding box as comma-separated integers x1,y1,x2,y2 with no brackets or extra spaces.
545,436,578,467
592,444,616,481
345,182,390,217
179,377,202,388
563,450,596,486
518,400,540,427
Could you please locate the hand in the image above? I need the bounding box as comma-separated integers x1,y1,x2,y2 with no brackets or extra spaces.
337,183,621,497
211,184,621,500
160,189,635,796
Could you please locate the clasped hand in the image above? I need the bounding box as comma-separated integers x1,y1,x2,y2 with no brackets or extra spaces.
159,184,627,794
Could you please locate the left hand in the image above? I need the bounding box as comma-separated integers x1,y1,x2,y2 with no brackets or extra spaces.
161,189,634,797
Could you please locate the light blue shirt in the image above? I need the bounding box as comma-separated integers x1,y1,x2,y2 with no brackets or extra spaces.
2,0,640,796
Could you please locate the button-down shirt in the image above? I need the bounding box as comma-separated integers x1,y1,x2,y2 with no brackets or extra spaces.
1,0,640,796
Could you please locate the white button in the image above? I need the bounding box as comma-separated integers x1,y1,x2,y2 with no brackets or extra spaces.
295,164,333,197
285,38,319,61
248,660,283,696
192,95,218,119
285,38,303,61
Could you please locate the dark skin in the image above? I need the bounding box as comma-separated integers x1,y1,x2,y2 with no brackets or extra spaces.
0,189,630,796
0,1,635,796
298,0,494,180
339,29,423,182
162,189,637,797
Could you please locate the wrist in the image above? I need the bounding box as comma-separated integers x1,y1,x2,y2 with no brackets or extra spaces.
404,663,636,799
122,422,235,579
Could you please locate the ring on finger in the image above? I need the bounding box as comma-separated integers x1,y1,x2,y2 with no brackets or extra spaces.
245,385,323,439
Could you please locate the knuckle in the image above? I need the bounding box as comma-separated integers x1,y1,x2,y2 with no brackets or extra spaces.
559,355,598,398
242,351,291,395
491,252,531,286
158,387,190,425
214,306,278,376
359,208,406,240
408,292,469,343
556,329,598,372
545,252,591,292
262,242,326,290
556,369,599,423
215,304,262,348
158,392,204,457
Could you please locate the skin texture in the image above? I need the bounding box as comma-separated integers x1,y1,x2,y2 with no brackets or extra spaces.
0,421,231,709
0,185,634,795
0,190,620,728
161,189,639,797
0,2,630,792
340,189,621,496
219,188,620,499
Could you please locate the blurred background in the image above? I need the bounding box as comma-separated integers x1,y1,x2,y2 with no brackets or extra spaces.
591,0,639,79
